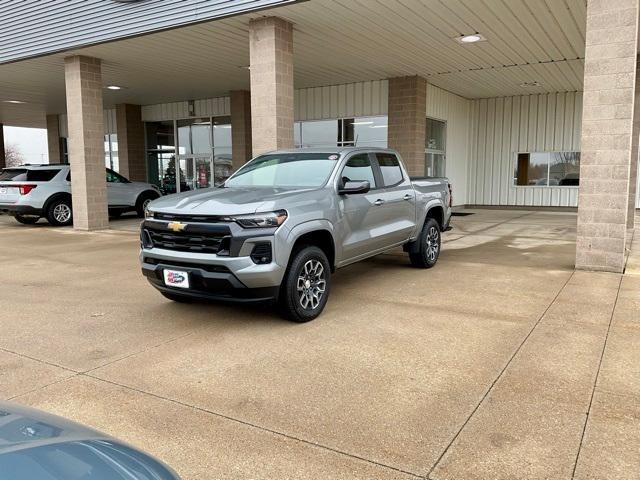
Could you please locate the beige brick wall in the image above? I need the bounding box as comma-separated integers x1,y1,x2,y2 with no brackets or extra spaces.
64,55,109,230
249,17,294,156
387,76,427,177
576,0,640,273
46,114,61,164
116,104,146,182
629,55,640,229
230,90,252,171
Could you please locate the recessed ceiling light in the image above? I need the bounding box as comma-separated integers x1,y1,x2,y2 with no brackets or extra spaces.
106,85,123,90
456,33,486,44
3,100,26,104
520,81,542,88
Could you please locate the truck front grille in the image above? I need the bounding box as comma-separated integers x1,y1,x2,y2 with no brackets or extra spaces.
144,227,228,255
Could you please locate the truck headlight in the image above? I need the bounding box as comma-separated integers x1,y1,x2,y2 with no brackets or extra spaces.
232,210,287,228
144,208,154,220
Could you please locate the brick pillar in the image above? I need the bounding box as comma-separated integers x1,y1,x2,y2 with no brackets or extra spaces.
116,103,146,181
64,55,108,230
629,55,640,229
576,0,640,272
387,76,427,176
46,114,61,164
0,124,5,169
230,90,252,171
249,17,294,156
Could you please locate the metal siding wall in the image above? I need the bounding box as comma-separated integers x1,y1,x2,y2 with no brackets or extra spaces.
469,92,582,207
426,84,471,207
0,0,300,64
295,80,388,120
141,97,230,121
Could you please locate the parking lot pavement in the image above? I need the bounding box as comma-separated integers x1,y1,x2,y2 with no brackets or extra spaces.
1,209,638,479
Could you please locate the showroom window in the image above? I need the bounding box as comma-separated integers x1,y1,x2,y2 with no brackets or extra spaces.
104,134,118,172
514,152,580,186
295,116,388,148
425,118,445,177
144,116,232,194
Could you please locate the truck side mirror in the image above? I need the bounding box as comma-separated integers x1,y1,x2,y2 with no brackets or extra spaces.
338,180,370,195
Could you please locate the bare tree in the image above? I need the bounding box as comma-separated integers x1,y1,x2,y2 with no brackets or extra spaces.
4,143,25,167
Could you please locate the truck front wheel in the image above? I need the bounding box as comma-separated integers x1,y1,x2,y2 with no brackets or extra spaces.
279,246,331,322
409,217,441,268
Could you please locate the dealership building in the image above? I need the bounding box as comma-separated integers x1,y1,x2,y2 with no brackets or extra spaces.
0,0,638,273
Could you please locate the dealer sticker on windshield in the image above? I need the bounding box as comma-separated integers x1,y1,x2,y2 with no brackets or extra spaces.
163,269,190,289
328,154,339,160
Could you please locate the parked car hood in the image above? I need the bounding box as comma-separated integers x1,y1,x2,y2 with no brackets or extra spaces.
0,400,180,479
149,186,320,215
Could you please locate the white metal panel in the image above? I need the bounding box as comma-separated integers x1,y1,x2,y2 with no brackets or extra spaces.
295,80,388,121
469,92,582,207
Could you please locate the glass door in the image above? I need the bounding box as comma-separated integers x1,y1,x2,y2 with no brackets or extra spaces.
176,118,213,192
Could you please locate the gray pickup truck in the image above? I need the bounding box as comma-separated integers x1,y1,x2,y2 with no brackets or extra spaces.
140,147,451,322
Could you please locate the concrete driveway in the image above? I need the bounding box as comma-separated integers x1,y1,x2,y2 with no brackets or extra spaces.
0,209,638,479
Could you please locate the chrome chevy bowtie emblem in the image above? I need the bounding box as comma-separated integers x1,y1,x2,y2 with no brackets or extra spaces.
167,222,187,232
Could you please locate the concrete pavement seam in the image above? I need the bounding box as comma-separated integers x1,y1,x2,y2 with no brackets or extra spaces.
82,373,423,479
425,270,576,480
0,346,79,374
570,275,623,479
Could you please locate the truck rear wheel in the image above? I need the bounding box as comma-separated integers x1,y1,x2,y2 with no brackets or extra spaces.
279,246,331,322
409,217,441,268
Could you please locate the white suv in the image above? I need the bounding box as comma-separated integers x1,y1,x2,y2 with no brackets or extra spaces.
0,164,161,226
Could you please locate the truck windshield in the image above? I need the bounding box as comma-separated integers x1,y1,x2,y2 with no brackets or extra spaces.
226,153,339,188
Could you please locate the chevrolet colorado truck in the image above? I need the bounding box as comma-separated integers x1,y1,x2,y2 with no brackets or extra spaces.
140,147,452,322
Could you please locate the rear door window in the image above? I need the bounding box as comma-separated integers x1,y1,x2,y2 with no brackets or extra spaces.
26,169,61,181
0,169,27,181
376,153,404,187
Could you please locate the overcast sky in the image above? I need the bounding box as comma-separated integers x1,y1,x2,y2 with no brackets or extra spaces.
3,126,49,163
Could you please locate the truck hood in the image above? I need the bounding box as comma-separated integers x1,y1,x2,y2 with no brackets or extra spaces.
149,186,320,215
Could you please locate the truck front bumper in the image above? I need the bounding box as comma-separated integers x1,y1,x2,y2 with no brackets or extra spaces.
141,257,280,302
140,218,289,302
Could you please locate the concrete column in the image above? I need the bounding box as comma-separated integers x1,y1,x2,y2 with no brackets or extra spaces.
64,55,108,230
577,0,640,272
115,103,146,181
387,76,427,176
249,16,294,156
46,114,61,164
230,90,252,171
0,124,5,169
629,55,640,229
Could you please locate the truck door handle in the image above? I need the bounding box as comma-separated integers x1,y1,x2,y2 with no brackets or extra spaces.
403,194,412,201
374,199,385,206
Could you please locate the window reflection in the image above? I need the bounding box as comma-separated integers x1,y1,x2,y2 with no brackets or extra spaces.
515,152,580,186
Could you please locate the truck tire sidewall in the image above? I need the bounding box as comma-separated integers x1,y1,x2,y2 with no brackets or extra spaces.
46,197,73,226
411,217,441,268
280,246,331,322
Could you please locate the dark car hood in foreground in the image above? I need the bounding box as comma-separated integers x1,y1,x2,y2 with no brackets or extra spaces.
149,186,320,216
0,401,179,480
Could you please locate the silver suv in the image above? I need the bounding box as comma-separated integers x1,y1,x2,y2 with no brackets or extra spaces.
0,164,161,226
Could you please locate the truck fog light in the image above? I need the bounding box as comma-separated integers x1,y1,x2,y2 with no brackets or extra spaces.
250,243,272,264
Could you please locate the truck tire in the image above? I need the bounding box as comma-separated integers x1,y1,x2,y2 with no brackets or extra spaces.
409,217,441,268
14,214,40,225
136,191,160,218
279,245,331,322
45,197,73,226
